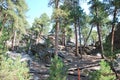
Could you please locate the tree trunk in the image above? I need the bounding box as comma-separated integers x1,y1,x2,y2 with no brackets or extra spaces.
62,28,66,46
82,25,93,56
55,21,59,55
111,8,117,53
74,22,79,56
78,18,82,58
83,25,93,48
11,31,16,51
95,7,104,58
97,24,104,58
54,0,60,56
111,26,115,52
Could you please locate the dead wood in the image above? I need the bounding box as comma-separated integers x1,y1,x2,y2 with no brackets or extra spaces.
68,63,99,71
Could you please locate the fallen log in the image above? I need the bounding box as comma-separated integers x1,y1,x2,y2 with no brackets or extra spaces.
68,63,99,71
68,71,86,77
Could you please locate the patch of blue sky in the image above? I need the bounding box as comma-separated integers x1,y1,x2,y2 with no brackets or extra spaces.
25,0,90,27
25,0,52,26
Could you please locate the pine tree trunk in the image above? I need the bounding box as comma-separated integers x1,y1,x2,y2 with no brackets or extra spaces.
95,7,104,58
54,0,60,55
11,31,16,51
111,26,115,52
83,25,93,55
62,28,65,46
55,21,59,55
78,18,82,58
74,22,79,56
97,24,104,58
111,8,117,53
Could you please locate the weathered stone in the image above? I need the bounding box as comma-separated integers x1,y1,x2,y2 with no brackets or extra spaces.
6,51,32,62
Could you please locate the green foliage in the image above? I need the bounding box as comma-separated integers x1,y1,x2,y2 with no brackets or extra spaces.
48,56,67,80
0,29,10,50
103,41,120,59
103,42,115,59
90,30,98,43
89,0,109,25
90,60,116,80
0,0,28,44
52,8,68,21
32,13,50,35
0,55,30,80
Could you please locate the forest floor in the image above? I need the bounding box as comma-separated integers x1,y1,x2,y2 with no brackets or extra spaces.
29,52,102,80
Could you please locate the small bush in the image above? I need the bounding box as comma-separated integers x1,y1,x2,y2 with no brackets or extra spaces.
48,56,67,80
0,55,30,80
90,60,116,80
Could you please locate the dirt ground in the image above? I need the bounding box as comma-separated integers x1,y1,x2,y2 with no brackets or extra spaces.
29,52,102,80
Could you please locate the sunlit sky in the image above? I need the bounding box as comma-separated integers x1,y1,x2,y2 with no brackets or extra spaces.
25,0,89,26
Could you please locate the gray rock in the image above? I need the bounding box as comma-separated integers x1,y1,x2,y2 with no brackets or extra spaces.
6,51,32,62
20,54,32,62
6,51,21,60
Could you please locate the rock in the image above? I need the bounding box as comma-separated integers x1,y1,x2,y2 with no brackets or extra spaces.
58,45,65,50
96,53,101,57
113,58,120,73
66,59,73,63
114,58,120,67
79,45,98,55
32,74,40,80
6,51,32,62
90,66,100,70
67,41,75,46
6,51,21,60
58,51,65,59
20,54,32,62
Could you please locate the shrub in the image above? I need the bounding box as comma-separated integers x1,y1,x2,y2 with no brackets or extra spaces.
90,60,116,80
0,55,30,80
48,56,67,80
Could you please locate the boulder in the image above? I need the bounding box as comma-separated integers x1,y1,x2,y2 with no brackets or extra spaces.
6,51,32,62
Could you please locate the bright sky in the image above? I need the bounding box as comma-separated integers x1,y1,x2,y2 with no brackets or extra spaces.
25,0,52,26
25,0,89,26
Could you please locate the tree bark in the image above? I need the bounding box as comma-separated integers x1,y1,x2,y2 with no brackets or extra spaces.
55,21,59,55
74,22,79,56
78,18,82,58
97,23,104,58
111,26,115,52
83,25,93,47
62,28,66,46
83,25,93,54
11,31,16,51
111,7,117,53
95,7,104,58
54,0,60,55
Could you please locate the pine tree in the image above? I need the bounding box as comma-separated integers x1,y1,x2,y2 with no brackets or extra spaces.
0,0,28,50
88,0,108,58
